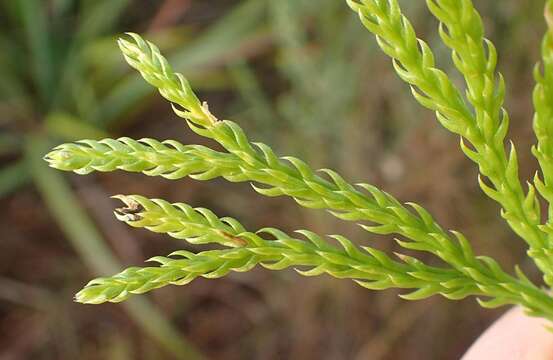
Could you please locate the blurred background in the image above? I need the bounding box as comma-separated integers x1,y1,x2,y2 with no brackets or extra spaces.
0,0,549,359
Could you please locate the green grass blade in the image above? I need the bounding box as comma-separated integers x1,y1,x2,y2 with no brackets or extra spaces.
16,0,54,109
0,161,30,198
45,112,109,142
49,0,132,115
0,33,27,102
77,0,131,42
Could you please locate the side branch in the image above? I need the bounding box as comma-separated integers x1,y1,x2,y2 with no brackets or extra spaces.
73,195,553,323
347,0,551,284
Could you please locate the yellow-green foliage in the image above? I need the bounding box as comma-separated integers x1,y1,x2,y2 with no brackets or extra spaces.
46,1,553,322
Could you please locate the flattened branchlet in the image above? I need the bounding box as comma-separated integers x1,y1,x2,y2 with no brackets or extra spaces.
45,0,553,323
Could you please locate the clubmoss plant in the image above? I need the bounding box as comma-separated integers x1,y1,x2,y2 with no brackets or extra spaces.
46,1,553,323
